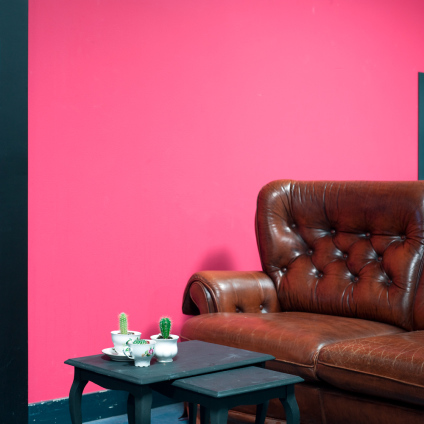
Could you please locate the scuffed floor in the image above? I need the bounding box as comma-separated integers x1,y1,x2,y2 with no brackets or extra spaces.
86,403,288,424
86,403,185,424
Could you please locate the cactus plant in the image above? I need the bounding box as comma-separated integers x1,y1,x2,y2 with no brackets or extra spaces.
159,317,172,339
119,312,128,335
133,339,149,345
151,317,178,362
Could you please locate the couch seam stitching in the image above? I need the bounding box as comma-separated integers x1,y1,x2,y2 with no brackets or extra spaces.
317,362,424,389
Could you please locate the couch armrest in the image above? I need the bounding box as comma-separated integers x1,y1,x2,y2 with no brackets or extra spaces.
182,270,281,315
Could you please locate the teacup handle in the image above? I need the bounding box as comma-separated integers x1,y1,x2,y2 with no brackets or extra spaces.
123,346,133,359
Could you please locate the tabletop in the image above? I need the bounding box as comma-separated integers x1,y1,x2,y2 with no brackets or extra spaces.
65,340,275,386
172,366,304,398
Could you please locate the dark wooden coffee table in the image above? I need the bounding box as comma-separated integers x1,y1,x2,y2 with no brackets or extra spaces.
65,340,274,424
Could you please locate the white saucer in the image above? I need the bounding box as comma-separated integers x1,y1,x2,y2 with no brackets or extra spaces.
102,347,133,361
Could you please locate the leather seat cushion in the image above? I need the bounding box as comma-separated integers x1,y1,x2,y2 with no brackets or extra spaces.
316,331,424,406
181,312,404,381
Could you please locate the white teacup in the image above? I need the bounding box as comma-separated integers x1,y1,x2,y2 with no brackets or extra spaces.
111,330,141,355
124,340,156,367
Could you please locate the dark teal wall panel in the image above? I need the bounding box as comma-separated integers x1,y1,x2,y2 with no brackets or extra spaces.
0,0,28,422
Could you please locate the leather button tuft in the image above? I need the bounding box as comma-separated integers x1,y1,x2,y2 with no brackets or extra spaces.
343,253,348,259
330,229,336,235
235,307,240,313
282,267,287,272
259,305,263,310
365,232,371,238
318,273,323,278
401,235,406,240
378,256,383,262
308,249,313,255
353,277,359,282
291,223,296,229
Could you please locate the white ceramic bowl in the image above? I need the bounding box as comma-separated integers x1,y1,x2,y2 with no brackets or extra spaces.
150,334,179,363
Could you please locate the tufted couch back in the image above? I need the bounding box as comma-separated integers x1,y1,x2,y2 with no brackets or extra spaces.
256,180,424,331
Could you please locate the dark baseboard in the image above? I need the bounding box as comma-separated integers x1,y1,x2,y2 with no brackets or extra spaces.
28,390,178,423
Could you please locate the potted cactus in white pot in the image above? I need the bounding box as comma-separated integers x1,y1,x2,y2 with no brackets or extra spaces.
111,312,141,355
150,317,179,363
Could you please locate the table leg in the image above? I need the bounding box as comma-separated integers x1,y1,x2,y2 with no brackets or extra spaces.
188,402,197,424
255,401,269,424
127,386,153,424
128,394,135,424
69,368,88,424
280,385,300,424
209,408,229,424
200,405,209,424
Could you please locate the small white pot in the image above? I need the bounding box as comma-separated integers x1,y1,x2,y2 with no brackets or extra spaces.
111,330,141,355
150,334,179,363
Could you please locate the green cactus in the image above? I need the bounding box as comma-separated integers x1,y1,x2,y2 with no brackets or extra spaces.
119,312,128,335
133,339,148,345
159,317,172,339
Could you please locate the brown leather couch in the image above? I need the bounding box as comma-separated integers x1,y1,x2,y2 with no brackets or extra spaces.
181,180,424,424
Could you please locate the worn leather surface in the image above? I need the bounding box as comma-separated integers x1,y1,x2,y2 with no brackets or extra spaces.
413,273,424,330
256,180,424,330
232,383,424,424
321,385,424,424
227,382,424,424
316,331,424,406
180,312,403,381
182,270,281,315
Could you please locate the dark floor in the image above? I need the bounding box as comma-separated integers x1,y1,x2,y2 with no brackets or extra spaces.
86,402,185,424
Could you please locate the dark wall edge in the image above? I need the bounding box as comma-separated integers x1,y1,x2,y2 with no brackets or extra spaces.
418,73,424,179
0,0,28,421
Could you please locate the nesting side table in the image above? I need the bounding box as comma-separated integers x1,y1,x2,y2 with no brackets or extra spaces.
169,366,303,424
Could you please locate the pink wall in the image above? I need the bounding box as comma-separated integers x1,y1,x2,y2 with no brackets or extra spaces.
28,0,424,403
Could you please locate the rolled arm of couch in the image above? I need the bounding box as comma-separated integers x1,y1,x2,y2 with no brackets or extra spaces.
182,270,281,315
